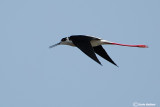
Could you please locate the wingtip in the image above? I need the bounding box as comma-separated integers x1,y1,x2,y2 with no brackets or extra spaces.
114,63,119,67
115,65,119,67
94,60,102,66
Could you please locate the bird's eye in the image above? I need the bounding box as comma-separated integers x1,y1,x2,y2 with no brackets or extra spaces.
61,38,66,41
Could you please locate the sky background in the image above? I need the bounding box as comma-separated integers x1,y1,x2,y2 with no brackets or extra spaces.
0,0,160,107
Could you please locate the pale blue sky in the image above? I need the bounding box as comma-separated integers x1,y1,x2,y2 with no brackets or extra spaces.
0,0,159,107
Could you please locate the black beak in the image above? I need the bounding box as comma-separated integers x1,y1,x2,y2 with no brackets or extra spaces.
49,42,60,48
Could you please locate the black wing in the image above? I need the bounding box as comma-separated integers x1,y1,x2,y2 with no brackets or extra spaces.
93,45,118,67
70,36,102,65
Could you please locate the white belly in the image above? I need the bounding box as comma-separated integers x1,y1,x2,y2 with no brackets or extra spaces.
90,40,103,47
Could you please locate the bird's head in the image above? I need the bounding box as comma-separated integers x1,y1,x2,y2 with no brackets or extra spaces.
49,37,71,48
60,37,70,44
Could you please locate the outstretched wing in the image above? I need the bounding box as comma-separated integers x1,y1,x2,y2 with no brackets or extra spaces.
70,36,102,65
93,45,118,67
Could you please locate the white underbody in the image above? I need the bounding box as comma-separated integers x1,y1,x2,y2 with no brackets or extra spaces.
90,40,112,47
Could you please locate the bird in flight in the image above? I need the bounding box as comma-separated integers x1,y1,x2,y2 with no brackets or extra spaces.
49,35,148,66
